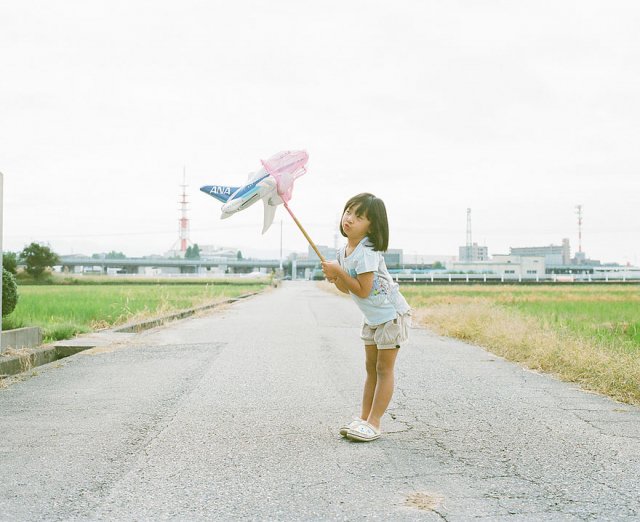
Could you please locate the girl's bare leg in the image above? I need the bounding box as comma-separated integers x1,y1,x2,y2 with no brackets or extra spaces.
360,345,378,421
366,347,399,430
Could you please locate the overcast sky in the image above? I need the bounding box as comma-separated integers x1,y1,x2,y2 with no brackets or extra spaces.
2,1,639,264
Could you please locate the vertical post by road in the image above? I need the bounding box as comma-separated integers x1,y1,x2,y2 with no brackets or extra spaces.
0,172,4,353
279,219,283,270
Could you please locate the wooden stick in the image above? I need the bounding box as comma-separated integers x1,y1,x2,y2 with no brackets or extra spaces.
283,202,326,263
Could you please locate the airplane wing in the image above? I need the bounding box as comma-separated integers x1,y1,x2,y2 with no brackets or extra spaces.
262,198,279,234
246,169,267,183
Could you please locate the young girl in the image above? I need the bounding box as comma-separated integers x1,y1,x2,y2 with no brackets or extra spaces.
322,193,411,442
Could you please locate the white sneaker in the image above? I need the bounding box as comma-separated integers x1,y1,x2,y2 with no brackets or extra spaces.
339,417,363,437
346,420,381,442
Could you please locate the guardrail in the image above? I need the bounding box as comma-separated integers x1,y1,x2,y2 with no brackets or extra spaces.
393,273,640,284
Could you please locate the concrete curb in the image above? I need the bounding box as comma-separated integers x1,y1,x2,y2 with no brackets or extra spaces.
113,292,256,333
0,345,91,377
1,327,42,350
0,292,258,379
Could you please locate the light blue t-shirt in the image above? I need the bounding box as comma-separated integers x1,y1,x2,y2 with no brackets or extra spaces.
337,237,410,326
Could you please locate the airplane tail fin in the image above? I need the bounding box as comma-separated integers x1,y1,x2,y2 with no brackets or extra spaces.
200,185,240,204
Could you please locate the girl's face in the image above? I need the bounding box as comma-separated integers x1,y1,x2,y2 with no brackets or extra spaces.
342,204,371,241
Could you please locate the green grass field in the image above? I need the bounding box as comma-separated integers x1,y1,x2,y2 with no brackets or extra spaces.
403,284,640,404
403,284,640,350
3,279,270,342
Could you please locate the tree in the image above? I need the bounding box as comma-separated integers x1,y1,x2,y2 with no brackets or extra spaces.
20,242,60,280
3,252,18,275
92,251,126,260
2,268,19,316
185,244,200,259
433,261,444,269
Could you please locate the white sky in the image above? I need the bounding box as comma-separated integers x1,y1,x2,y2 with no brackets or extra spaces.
2,1,639,264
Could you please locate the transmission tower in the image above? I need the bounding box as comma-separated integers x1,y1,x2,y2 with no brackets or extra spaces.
466,208,472,247
177,169,190,254
575,204,583,253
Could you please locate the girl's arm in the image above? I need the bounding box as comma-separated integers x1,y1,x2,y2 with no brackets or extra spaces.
332,276,349,294
322,261,374,299
323,262,348,293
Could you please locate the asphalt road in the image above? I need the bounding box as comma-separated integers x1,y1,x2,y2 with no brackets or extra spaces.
1,281,638,521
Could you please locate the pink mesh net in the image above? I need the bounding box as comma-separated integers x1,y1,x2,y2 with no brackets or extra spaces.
261,150,309,203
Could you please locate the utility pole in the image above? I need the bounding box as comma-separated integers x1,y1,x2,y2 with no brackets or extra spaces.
279,219,283,270
466,208,472,248
575,204,583,253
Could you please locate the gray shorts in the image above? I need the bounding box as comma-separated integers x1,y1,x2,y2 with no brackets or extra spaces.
360,312,412,350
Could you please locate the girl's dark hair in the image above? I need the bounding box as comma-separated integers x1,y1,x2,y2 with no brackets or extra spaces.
339,193,389,251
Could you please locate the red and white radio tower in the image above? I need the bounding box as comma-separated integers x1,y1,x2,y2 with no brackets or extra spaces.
178,169,190,253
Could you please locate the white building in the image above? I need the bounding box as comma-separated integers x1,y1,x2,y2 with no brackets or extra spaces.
404,254,457,266
510,238,571,265
459,243,489,262
198,245,240,260
451,255,545,278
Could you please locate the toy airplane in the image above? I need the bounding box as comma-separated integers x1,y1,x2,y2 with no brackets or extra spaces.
200,150,308,234
200,169,282,233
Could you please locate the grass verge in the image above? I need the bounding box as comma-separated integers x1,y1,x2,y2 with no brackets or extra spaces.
3,280,270,343
403,284,640,405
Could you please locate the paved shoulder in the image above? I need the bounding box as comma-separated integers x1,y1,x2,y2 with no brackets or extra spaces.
0,281,638,520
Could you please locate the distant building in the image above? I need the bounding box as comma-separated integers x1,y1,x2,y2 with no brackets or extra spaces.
307,245,337,262
164,245,240,261
593,265,640,277
572,251,601,266
403,254,457,266
382,249,403,268
307,245,403,267
510,238,571,265
452,255,545,278
164,248,185,259
544,264,595,275
198,245,240,260
458,243,489,262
